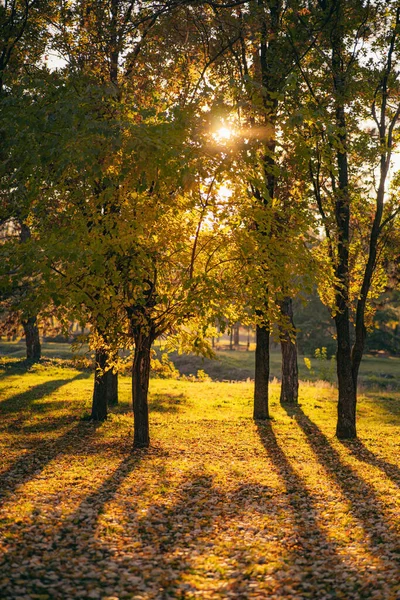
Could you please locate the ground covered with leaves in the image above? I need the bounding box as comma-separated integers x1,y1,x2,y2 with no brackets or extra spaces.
0,361,399,599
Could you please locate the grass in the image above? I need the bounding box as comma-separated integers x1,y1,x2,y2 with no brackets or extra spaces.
161,346,400,390
2,339,400,390
0,360,399,599
0,340,78,360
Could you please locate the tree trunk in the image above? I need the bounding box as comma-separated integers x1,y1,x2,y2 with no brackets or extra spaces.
106,367,118,406
91,349,108,421
335,310,357,439
19,222,41,363
132,329,153,448
229,327,233,350
253,1,281,420
234,323,240,347
22,316,41,362
279,297,298,404
331,0,357,439
254,323,270,419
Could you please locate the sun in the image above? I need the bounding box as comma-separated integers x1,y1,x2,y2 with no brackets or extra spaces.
213,126,234,143
217,126,232,139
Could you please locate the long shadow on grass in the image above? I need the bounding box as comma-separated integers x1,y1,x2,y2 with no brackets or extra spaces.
0,357,32,380
0,419,100,508
53,450,146,548
0,448,148,599
367,394,400,420
283,405,400,567
343,439,400,488
0,401,90,436
8,414,78,435
255,421,370,599
149,391,189,413
0,371,90,415
131,458,381,598
0,450,385,599
0,357,59,381
102,469,367,598
134,473,227,596
107,471,230,597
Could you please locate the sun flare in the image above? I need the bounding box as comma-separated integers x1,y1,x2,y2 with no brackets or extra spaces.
213,126,234,143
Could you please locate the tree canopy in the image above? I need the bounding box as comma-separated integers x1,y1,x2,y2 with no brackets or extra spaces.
1,0,399,444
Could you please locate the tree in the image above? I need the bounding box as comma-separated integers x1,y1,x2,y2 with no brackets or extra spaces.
42,0,235,422
12,0,240,446
0,218,42,361
0,0,57,361
294,0,400,437
38,136,236,445
0,0,54,93
192,0,316,415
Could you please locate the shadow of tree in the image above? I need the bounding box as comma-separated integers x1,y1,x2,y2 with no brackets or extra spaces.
0,371,91,415
11,414,80,435
1,408,398,599
0,469,229,598
0,447,151,599
0,358,34,380
342,439,400,488
0,435,397,600
149,392,189,414
0,420,100,508
3,413,77,435
255,421,368,598
282,405,400,567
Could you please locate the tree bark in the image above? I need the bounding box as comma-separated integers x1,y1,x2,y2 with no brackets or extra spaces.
234,323,240,347
106,366,118,406
132,328,154,448
22,316,41,362
91,349,108,421
279,297,298,404
330,0,357,439
335,310,356,438
253,0,281,419
19,222,41,363
91,349,119,420
254,323,270,419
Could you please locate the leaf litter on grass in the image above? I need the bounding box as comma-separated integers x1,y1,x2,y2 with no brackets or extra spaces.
0,367,399,599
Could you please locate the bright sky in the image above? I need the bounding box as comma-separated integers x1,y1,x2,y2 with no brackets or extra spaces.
44,52,67,71
217,184,233,201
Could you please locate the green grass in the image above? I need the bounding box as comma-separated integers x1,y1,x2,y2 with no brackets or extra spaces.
0,362,399,599
161,347,400,390
0,340,84,359
2,339,400,390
